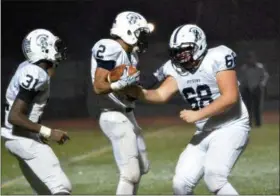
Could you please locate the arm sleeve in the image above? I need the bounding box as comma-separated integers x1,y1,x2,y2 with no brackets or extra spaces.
213,45,237,74
92,40,121,71
96,59,116,70
16,86,40,104
139,60,177,89
154,60,178,80
18,66,48,103
153,65,166,82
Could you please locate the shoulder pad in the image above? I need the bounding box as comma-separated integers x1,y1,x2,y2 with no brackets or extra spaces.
19,64,48,91
92,39,122,61
209,45,237,74
153,60,177,81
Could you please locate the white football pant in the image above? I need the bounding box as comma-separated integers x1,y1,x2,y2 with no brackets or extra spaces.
99,111,149,195
2,129,72,195
173,123,250,195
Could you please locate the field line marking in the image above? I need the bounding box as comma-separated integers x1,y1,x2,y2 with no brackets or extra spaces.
1,126,174,188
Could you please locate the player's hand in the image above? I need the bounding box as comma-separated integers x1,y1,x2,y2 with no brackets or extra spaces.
120,85,143,99
50,129,70,145
111,71,140,91
119,68,140,86
179,109,201,123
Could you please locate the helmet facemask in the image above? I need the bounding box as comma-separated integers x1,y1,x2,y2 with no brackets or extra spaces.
54,38,67,66
133,27,150,53
169,43,199,73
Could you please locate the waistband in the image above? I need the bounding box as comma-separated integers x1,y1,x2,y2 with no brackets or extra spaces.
12,128,46,143
101,107,134,113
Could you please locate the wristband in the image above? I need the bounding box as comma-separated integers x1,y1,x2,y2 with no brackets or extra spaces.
39,126,51,138
110,82,121,91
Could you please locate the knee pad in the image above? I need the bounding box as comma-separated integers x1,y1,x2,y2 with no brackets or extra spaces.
120,157,141,184
204,170,228,193
172,175,194,195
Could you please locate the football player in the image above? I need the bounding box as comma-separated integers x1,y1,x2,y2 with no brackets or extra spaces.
124,24,250,195
91,11,153,195
1,29,71,195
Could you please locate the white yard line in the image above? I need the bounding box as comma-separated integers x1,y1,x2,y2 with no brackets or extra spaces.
1,127,172,188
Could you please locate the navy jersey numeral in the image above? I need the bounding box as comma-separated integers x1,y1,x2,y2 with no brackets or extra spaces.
182,84,213,110
21,74,39,90
225,52,237,68
96,45,106,59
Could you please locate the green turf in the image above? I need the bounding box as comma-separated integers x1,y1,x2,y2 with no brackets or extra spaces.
1,124,279,195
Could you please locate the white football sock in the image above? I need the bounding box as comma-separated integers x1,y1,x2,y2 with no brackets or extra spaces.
216,182,238,195
116,179,134,195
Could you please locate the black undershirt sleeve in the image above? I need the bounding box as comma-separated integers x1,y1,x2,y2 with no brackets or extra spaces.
16,86,40,104
96,59,116,71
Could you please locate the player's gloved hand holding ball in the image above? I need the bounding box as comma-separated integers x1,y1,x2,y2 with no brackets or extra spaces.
107,64,140,91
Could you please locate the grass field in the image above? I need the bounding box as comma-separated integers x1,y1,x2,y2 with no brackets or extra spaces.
1,123,279,195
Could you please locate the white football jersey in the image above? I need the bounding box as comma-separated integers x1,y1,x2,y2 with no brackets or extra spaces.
2,61,50,138
91,39,139,109
154,45,249,131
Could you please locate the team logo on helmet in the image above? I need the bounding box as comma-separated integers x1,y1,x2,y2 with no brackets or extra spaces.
126,13,141,25
36,35,49,52
189,27,202,42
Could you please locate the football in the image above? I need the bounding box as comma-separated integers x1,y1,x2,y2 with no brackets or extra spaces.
107,64,138,83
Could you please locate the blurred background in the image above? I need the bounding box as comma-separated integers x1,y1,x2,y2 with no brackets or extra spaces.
1,0,279,122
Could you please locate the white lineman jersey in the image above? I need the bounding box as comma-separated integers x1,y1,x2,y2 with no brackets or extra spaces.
154,45,249,131
2,61,50,139
91,39,139,109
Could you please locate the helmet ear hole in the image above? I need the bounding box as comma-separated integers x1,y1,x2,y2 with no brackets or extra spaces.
127,30,132,35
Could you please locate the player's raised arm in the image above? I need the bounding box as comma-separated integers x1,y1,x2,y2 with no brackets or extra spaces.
194,49,239,120
124,76,179,104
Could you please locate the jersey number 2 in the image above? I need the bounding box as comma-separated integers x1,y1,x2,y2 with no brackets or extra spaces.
96,45,106,59
21,74,39,89
182,84,213,111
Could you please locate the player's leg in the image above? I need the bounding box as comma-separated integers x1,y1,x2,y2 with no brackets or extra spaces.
99,111,140,195
203,125,250,195
5,138,71,195
172,131,211,195
125,111,150,194
132,133,149,195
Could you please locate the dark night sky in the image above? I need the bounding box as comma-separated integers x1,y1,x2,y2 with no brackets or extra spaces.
1,0,280,121
2,0,280,60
